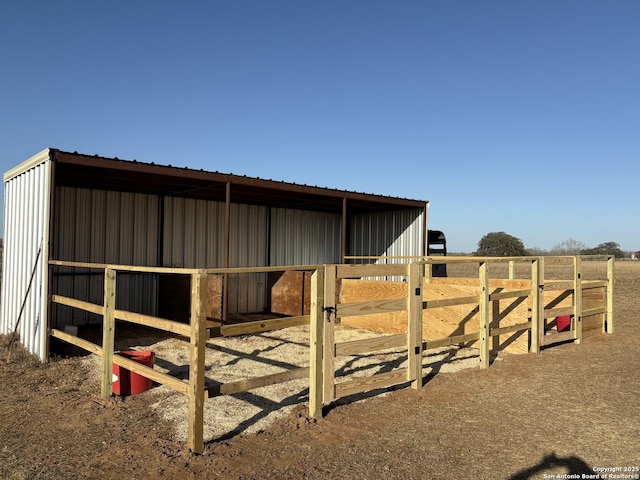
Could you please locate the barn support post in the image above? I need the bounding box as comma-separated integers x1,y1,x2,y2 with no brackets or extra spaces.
309,267,325,419
322,265,337,404
478,262,490,369
101,268,116,398
222,180,231,323
529,258,541,353
341,198,348,262
606,256,614,334
188,273,207,454
574,256,583,344
407,262,423,389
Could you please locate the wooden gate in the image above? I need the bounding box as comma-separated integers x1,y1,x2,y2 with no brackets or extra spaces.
538,257,584,347
309,263,423,417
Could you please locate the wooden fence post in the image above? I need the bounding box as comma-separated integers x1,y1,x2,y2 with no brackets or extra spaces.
424,259,432,284
323,265,337,404
309,267,325,419
529,258,541,354
407,262,423,389
606,256,615,334
188,273,207,454
508,260,516,280
101,268,116,398
574,257,583,344
478,262,490,369
537,257,546,350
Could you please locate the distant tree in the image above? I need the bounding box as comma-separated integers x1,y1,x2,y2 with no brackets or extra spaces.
526,246,548,256
551,239,587,255
581,241,625,258
476,232,527,257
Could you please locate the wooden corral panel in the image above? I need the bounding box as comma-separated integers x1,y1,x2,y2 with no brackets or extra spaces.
269,271,312,316
340,278,532,354
581,284,606,338
542,281,605,338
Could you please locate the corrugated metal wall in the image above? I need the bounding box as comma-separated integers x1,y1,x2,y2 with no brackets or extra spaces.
1,158,50,361
52,187,160,327
162,198,269,313
269,208,342,265
50,188,424,319
349,208,424,279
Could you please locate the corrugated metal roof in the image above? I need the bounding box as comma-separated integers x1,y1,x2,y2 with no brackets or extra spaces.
50,149,428,214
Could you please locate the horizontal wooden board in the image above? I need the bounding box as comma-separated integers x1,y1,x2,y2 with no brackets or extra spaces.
423,332,479,350
337,264,408,279
207,367,310,397
543,257,574,265
490,322,531,336
544,306,575,319
424,295,478,309
50,329,189,395
583,307,606,317
50,328,103,356
542,330,575,346
210,315,309,337
337,298,407,317
50,259,201,274
544,281,574,291
431,277,533,289
51,295,104,316
489,289,530,301
335,334,406,356
204,265,321,274
334,369,409,399
115,309,191,337
112,353,189,395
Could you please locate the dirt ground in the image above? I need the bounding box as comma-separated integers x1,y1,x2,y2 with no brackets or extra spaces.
1,262,639,480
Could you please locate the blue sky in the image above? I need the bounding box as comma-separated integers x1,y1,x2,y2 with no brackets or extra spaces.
1,1,638,253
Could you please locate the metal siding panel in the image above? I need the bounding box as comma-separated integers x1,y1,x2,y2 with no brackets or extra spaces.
349,209,423,280
162,197,225,268
51,188,159,327
269,208,341,266
1,161,49,359
228,204,268,313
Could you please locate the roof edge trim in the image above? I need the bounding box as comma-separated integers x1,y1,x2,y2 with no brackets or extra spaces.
4,148,52,183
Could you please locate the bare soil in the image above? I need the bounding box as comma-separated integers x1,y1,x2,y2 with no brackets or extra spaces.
1,262,639,479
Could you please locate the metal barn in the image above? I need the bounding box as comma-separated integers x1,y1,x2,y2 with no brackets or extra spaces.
1,148,429,361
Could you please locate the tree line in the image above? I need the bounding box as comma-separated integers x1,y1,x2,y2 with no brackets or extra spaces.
474,232,628,258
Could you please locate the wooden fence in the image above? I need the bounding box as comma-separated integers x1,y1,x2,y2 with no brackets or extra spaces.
48,255,614,454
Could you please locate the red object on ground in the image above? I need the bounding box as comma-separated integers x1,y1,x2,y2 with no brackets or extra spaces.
112,350,155,396
556,315,573,332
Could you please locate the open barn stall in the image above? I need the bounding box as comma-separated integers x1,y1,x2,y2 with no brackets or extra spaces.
1,149,428,362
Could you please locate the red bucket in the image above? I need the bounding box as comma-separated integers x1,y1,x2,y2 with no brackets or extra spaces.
112,350,155,396
556,315,573,332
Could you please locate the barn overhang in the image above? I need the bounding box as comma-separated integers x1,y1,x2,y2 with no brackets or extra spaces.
51,150,427,215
